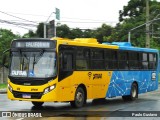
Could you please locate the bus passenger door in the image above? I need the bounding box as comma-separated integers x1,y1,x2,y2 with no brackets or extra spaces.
58,51,74,101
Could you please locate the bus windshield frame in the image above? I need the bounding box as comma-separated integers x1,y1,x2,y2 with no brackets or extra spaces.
9,49,57,79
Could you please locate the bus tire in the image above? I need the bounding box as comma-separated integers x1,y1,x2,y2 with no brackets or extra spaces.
122,83,138,101
70,87,85,108
32,101,44,107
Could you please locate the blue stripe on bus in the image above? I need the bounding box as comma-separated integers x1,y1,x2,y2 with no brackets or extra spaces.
119,46,158,52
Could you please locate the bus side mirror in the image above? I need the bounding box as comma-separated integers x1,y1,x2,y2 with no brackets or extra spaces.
2,49,10,68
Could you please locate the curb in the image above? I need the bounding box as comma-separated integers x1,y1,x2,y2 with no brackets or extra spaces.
0,89,7,94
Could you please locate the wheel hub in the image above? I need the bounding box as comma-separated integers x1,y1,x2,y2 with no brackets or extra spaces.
76,92,83,102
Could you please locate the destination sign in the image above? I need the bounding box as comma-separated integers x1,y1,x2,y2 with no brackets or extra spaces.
16,42,50,48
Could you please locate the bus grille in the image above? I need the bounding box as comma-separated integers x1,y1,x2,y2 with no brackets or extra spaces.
12,91,43,99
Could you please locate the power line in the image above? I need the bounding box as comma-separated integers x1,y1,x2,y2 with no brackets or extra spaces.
4,11,117,23
0,22,33,30
0,19,37,30
0,19,37,27
0,10,38,24
59,20,117,24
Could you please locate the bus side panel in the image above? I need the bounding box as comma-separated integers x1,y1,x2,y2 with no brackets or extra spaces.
106,71,158,98
57,71,113,101
138,71,158,94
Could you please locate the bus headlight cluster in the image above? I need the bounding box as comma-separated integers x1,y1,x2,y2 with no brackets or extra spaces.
8,84,13,92
43,84,56,95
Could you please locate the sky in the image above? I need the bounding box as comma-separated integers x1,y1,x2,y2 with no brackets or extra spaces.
0,0,130,35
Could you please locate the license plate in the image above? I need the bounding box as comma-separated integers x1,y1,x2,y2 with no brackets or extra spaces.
22,94,31,98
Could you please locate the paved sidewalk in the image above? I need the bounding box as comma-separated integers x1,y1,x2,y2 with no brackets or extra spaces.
0,88,7,94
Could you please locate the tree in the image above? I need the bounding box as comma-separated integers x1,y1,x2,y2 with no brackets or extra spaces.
0,29,20,63
56,24,71,38
23,30,36,38
36,23,44,38
116,0,160,48
95,24,113,43
119,0,145,22
83,29,95,38
70,28,83,39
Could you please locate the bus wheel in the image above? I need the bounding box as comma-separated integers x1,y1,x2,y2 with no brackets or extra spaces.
70,87,85,108
130,83,138,100
32,102,44,107
122,83,138,101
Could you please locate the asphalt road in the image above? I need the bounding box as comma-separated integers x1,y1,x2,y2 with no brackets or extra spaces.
1,86,160,120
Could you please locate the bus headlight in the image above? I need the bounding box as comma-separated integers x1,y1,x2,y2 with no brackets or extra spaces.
43,84,56,95
8,84,13,93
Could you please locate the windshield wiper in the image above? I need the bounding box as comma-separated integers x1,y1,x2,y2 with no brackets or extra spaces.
18,49,23,70
33,49,45,65
32,49,45,72
18,49,29,71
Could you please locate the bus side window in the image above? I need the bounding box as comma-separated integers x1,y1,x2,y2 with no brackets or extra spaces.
142,53,148,69
62,53,73,71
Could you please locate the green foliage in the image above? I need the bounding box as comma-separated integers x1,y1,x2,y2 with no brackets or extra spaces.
70,28,83,39
119,0,145,22
36,23,44,38
56,24,71,38
0,83,7,89
0,29,20,64
56,23,113,43
94,24,113,43
23,30,36,38
82,29,95,38
117,0,160,48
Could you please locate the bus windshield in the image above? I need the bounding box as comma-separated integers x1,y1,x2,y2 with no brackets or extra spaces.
10,51,56,78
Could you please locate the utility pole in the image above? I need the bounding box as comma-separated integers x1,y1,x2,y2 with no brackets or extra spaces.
146,0,150,48
43,8,60,38
44,12,54,38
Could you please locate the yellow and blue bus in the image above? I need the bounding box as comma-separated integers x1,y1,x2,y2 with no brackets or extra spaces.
5,38,159,108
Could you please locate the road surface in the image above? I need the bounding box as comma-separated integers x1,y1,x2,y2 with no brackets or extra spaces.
1,85,160,120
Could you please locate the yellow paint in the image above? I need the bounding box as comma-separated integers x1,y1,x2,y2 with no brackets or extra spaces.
8,71,113,102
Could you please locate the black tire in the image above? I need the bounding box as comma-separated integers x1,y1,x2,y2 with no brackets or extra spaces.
32,101,44,107
70,87,85,108
122,83,138,101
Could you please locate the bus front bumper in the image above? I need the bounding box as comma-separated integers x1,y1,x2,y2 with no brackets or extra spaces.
7,86,58,102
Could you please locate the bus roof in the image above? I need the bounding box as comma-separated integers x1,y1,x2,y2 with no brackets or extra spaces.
56,38,158,53
13,38,158,53
110,42,158,53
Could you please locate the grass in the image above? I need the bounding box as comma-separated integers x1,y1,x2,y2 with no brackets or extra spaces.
0,83,7,89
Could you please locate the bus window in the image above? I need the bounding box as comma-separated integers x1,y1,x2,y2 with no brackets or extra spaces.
76,47,90,70
149,53,157,69
142,53,148,69
62,53,73,71
105,50,117,70
118,51,128,70
91,49,105,70
129,52,139,70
